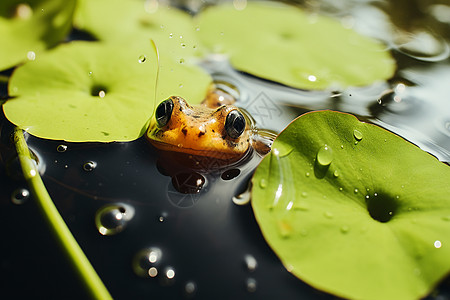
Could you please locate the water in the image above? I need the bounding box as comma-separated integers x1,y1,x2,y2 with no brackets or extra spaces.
1,1,450,299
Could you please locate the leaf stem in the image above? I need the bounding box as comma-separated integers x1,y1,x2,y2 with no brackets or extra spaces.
13,128,112,300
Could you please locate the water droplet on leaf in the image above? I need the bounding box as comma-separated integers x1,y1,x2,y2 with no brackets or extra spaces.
317,145,333,166
138,55,146,63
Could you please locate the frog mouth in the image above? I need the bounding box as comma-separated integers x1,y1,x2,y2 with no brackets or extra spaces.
147,139,249,161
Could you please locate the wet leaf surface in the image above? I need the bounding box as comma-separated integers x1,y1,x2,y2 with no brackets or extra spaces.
251,110,450,300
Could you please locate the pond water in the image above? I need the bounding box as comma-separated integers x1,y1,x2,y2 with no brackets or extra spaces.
1,0,450,299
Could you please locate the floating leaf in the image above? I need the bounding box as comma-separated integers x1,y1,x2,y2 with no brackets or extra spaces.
74,0,203,61
0,0,75,71
196,1,395,90
3,41,212,142
251,111,450,300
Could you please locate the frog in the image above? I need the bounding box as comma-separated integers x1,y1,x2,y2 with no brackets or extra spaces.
146,91,274,196
147,95,267,162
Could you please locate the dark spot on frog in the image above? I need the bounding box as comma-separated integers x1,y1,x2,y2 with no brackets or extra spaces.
182,127,188,136
198,131,205,138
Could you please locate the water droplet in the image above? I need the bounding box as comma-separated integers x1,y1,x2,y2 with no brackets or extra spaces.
277,220,293,238
339,187,343,191
294,201,309,211
179,58,185,64
365,195,370,199
354,188,358,194
305,172,310,177
374,193,378,197
138,55,146,63
95,203,135,236
353,129,363,141
132,247,163,278
324,211,334,219
148,267,158,277
11,188,30,205
178,83,183,88
184,281,197,297
340,225,350,234
158,212,168,222
246,278,257,293
195,26,200,31
340,144,344,149
82,161,97,172
27,51,36,61
434,240,442,248
259,178,267,188
98,90,106,98
160,266,176,285
181,43,186,48
56,144,67,152
316,145,333,166
88,71,93,77
301,191,308,198
244,254,258,272
333,170,339,177
220,31,224,36
169,33,173,38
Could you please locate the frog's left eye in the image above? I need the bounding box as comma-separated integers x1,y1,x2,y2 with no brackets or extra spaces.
155,99,174,127
225,110,246,139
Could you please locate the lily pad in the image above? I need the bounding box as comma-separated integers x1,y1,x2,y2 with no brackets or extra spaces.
0,0,75,71
196,1,395,90
251,111,450,300
3,41,212,142
74,0,202,61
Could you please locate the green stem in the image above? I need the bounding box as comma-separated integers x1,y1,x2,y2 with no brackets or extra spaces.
13,128,112,300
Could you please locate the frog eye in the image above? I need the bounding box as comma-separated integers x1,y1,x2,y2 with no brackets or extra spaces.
225,110,246,139
155,99,174,127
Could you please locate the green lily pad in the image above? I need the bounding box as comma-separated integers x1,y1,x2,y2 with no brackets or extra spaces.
3,41,212,142
0,0,75,71
74,0,203,61
196,1,395,90
251,111,450,300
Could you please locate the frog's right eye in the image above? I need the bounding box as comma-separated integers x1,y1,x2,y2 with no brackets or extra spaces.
155,99,174,127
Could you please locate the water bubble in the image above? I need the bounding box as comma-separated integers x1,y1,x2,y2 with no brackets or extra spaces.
340,225,350,234
95,203,135,236
246,278,257,293
259,178,267,188
301,192,308,198
27,51,36,61
305,172,310,177
195,26,200,31
244,255,258,272
178,83,183,88
179,58,185,64
184,281,197,297
88,71,93,77
169,33,173,38
11,188,30,205
138,55,147,63
158,212,168,222
324,211,334,219
82,161,97,172
160,266,176,285
333,170,339,178
339,187,343,191
132,247,163,277
354,188,358,194
353,129,363,141
434,240,442,249
57,144,68,152
317,145,333,166
181,43,186,48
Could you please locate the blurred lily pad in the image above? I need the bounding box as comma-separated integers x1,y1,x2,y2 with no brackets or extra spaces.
251,111,450,299
74,0,202,62
3,41,212,142
0,0,75,71
196,1,395,90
